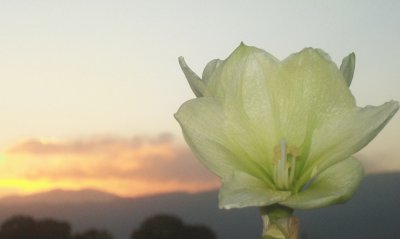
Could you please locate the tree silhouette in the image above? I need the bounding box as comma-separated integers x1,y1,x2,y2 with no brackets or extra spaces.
131,214,216,239
0,215,70,239
72,229,113,239
37,219,71,239
0,215,115,239
0,215,37,239
131,215,183,239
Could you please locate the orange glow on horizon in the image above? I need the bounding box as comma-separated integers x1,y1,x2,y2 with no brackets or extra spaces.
0,177,220,199
0,178,54,197
0,135,219,199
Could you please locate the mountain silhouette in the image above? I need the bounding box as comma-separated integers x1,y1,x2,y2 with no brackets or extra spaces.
0,173,399,239
0,189,118,204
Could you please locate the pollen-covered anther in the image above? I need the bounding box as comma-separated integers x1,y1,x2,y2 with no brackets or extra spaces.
273,139,300,190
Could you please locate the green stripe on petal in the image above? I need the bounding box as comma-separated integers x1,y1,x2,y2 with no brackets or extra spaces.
281,157,363,210
219,171,291,209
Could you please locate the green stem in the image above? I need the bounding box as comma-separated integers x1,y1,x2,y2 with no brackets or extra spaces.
260,205,299,239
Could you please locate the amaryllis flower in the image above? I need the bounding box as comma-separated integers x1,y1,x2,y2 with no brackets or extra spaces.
175,43,399,210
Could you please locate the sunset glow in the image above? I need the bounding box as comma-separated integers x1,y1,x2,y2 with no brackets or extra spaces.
0,135,219,198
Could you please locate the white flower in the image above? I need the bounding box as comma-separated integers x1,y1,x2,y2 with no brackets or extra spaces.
175,43,399,210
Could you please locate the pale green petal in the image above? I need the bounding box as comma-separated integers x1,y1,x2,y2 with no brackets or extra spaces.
297,100,399,189
202,59,223,84
178,56,205,97
219,171,291,209
174,97,235,177
340,53,356,86
205,43,281,174
281,158,363,209
205,43,279,98
174,97,274,185
278,48,356,150
314,48,332,61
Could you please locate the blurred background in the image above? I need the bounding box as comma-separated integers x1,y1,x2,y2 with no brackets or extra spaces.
0,1,399,239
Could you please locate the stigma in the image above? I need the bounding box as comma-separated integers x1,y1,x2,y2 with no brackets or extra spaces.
273,138,299,190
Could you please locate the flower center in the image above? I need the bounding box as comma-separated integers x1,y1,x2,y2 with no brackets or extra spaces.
273,139,299,190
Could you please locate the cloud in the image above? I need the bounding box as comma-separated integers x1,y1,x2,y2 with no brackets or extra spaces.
0,134,219,198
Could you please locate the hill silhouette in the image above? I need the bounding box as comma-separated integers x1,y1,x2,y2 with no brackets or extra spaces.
0,189,118,204
0,173,398,239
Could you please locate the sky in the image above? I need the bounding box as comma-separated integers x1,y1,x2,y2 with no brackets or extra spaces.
0,0,399,198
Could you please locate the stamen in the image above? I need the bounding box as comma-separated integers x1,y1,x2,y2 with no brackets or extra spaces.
289,155,296,183
273,138,299,190
279,139,288,188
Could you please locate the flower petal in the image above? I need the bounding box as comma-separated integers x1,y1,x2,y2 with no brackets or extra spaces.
278,48,356,150
204,43,282,174
174,97,235,177
202,59,223,85
178,57,206,97
297,100,399,189
281,157,363,209
219,171,291,209
340,53,356,86
174,97,274,185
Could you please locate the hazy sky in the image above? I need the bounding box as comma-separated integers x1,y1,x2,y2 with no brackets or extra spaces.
0,0,399,197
